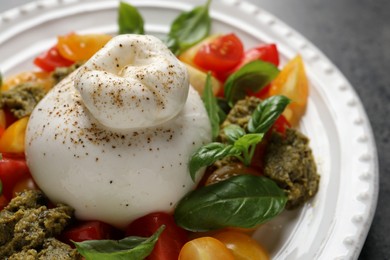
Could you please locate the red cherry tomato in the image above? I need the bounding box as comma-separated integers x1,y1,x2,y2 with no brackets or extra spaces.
0,155,31,200
126,212,189,260
61,220,120,246
0,195,9,211
194,33,244,73
216,43,279,83
33,46,74,72
271,114,291,136
12,177,38,197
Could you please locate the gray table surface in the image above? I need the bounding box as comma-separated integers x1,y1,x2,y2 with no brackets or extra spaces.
1,0,389,259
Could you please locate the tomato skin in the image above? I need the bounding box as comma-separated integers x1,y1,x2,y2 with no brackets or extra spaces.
0,156,31,200
0,117,29,155
34,46,74,72
268,55,309,126
12,177,38,197
216,44,279,82
213,230,269,260
61,220,120,246
126,212,189,260
204,163,262,186
194,33,244,73
57,33,112,61
0,195,9,211
179,236,235,260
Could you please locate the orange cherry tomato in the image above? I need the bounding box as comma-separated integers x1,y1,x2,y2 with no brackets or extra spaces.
12,177,38,197
178,237,235,260
268,55,309,126
0,117,29,155
1,71,54,92
213,230,269,260
57,33,112,61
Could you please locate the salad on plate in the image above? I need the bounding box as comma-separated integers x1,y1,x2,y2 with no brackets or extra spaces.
0,1,320,259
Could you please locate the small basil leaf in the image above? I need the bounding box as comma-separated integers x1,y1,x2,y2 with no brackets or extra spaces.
224,60,280,107
189,142,241,181
202,72,220,140
174,175,287,231
167,0,211,55
223,124,246,144
73,225,164,260
248,95,291,134
118,2,145,34
234,133,263,152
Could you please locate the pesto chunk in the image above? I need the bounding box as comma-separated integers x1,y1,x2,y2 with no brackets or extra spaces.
1,83,46,118
0,190,79,259
51,62,82,84
264,129,320,209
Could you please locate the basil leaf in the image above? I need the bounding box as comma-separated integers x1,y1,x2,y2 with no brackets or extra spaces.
234,133,263,152
224,60,280,106
118,2,145,34
223,124,246,144
189,142,241,181
174,175,287,231
167,0,211,55
73,225,164,260
248,95,291,134
202,72,220,140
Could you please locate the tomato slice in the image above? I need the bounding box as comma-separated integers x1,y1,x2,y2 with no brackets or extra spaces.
126,212,189,260
179,237,235,260
0,155,31,200
193,33,244,73
60,220,121,246
268,55,309,126
213,230,269,260
216,43,279,82
0,117,29,155
34,46,74,72
57,33,112,61
204,163,262,186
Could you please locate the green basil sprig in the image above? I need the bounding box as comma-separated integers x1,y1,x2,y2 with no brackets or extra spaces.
189,143,241,180
174,175,287,232
248,95,291,133
118,2,145,34
189,95,289,179
73,225,164,260
166,0,211,55
224,60,280,107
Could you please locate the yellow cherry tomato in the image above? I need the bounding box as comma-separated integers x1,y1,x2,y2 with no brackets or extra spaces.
213,230,269,260
1,71,54,92
0,117,29,155
178,237,235,260
57,33,112,61
269,55,309,126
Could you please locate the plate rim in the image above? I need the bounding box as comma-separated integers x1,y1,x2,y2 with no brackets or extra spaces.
0,0,379,259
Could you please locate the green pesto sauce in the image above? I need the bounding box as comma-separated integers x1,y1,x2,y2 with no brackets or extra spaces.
0,190,80,259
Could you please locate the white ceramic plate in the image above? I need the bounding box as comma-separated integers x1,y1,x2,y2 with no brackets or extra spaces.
0,0,379,259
